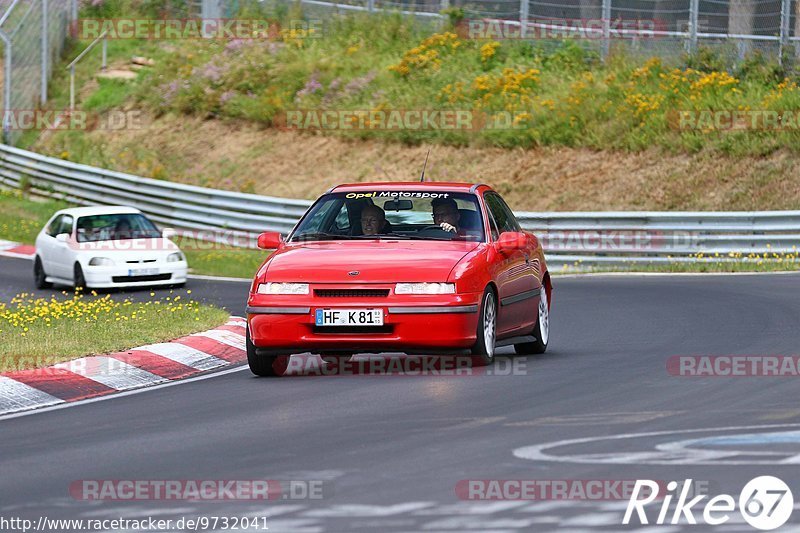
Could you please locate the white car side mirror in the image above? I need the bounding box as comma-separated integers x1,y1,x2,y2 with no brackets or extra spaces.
55,233,69,243
162,228,177,239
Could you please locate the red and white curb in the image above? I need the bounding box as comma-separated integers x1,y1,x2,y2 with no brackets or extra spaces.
0,316,246,416
0,239,35,259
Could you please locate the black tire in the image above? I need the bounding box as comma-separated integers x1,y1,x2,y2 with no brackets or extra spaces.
34,257,52,289
73,263,87,291
470,287,497,367
514,285,549,355
246,325,288,377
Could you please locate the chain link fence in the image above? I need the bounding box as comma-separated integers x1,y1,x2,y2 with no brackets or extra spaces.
242,0,800,64
0,0,75,145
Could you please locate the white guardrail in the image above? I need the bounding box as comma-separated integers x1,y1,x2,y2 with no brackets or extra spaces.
1,143,799,268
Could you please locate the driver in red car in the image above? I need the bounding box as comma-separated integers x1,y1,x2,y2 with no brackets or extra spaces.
432,197,462,234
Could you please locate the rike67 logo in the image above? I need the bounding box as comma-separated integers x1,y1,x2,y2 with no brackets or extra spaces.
624,477,793,530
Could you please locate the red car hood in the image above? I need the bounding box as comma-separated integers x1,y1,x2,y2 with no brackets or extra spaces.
263,240,481,283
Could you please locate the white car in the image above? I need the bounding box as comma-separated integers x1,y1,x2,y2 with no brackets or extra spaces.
34,206,188,289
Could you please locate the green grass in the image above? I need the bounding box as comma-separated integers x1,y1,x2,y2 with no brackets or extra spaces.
178,238,269,278
554,258,800,275
83,78,136,112
107,9,799,156
0,189,266,279
0,290,228,372
0,190,69,243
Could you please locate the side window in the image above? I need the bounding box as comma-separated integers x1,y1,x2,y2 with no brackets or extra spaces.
305,199,341,231
45,215,63,237
58,215,74,236
485,205,500,241
495,195,521,231
485,194,516,234
333,204,351,233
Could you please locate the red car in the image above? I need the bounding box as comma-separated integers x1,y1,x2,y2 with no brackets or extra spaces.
245,182,551,376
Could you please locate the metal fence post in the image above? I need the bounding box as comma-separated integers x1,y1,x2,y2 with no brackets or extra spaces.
688,0,699,54
1,34,11,143
368,0,375,12
41,0,48,105
779,0,791,64
601,0,611,61
519,0,529,38
69,65,75,110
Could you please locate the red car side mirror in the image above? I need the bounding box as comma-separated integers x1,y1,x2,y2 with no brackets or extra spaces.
257,231,283,250
495,231,527,254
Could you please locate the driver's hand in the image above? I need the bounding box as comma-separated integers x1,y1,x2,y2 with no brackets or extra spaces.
439,222,456,233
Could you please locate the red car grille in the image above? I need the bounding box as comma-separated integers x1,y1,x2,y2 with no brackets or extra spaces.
314,289,390,298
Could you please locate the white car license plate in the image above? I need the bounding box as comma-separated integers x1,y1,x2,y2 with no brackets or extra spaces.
128,268,159,277
315,309,383,326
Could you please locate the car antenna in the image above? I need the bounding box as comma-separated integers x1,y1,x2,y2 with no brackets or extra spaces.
419,147,431,182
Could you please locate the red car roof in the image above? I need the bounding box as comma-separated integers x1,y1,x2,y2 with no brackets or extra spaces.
330,182,488,193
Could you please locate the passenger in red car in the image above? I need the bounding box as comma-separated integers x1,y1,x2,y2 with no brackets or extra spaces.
360,205,391,235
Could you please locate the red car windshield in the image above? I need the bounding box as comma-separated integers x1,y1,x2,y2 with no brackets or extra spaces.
290,191,485,242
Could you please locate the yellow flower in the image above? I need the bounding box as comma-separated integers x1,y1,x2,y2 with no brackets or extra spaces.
480,41,500,63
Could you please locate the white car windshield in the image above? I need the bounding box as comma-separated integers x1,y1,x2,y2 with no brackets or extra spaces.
76,213,162,242
289,191,485,242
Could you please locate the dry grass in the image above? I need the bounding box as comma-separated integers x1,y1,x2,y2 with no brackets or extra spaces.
34,113,800,211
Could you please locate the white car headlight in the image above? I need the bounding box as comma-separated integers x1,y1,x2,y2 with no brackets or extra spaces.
395,283,455,295
257,282,309,295
167,252,184,263
88,257,114,266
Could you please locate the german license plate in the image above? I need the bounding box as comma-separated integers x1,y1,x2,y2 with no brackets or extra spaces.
315,308,383,326
128,268,159,277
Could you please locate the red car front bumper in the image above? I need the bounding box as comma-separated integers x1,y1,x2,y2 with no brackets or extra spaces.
247,289,482,355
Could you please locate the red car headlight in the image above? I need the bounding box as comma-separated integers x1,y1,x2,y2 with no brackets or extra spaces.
257,282,309,295
395,283,456,295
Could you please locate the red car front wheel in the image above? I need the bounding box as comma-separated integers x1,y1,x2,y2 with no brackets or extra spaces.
471,287,497,367
246,325,289,377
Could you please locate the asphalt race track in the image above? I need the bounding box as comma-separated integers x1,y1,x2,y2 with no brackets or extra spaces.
2,254,800,532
